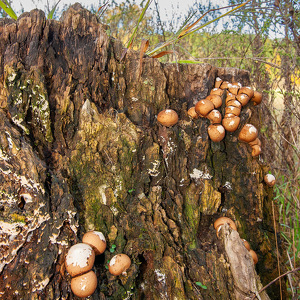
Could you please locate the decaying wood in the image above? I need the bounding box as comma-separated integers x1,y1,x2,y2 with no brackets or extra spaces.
0,4,285,299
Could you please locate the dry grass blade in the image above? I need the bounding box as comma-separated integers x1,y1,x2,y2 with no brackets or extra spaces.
151,51,177,58
146,0,251,57
139,39,149,76
97,1,108,17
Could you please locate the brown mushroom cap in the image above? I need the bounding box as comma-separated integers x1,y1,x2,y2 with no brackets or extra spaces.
215,77,223,88
213,217,237,232
206,94,223,108
264,174,276,187
108,254,131,276
82,231,107,255
222,116,240,132
157,109,178,127
71,270,97,298
236,93,250,106
249,249,258,265
238,86,254,99
226,99,242,109
226,92,236,102
238,124,258,143
251,144,262,157
207,124,225,142
225,105,241,116
195,99,214,117
242,239,251,251
210,88,224,96
65,243,95,277
220,81,231,89
228,84,240,95
223,113,236,119
207,109,222,124
252,91,262,105
187,107,199,119
248,138,261,147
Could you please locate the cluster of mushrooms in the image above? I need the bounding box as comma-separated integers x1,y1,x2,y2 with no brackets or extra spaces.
213,217,258,265
65,230,131,298
157,77,277,268
157,77,263,157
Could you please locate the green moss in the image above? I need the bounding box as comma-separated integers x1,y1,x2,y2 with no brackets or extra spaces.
11,213,26,223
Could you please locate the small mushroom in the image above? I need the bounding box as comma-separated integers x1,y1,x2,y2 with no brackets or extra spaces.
206,94,223,108
210,88,224,96
238,124,258,143
223,113,236,119
252,91,262,106
226,99,242,109
71,270,97,298
249,249,258,265
264,174,276,187
248,138,261,147
238,86,254,99
207,109,222,124
108,254,131,276
82,230,107,255
187,107,199,119
220,81,231,89
225,105,241,116
215,77,223,88
222,116,240,132
228,84,240,95
242,239,251,251
207,124,225,142
157,109,178,127
65,243,95,277
251,144,262,157
214,217,237,232
195,99,214,117
236,93,250,106
226,92,236,102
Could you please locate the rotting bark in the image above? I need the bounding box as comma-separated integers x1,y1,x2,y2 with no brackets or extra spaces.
0,4,286,299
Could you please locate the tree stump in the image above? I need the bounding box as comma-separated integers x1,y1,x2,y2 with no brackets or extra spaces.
0,4,285,299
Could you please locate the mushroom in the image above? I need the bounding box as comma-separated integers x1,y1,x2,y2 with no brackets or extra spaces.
238,124,258,143
82,230,107,255
264,174,276,187
225,105,241,116
252,91,262,106
207,109,222,124
220,81,231,89
65,243,95,277
222,116,240,132
236,93,250,106
71,270,97,298
228,84,240,95
108,254,131,276
206,94,223,109
226,92,236,103
248,138,261,147
157,109,178,127
187,107,199,119
207,124,225,142
249,249,258,265
210,88,224,96
195,99,214,117
213,217,237,233
242,239,251,251
251,144,262,157
226,99,242,109
238,86,254,99
215,77,223,88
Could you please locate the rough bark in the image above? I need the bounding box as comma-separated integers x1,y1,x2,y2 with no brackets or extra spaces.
0,4,285,299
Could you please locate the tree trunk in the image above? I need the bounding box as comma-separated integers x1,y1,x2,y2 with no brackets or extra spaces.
0,4,285,299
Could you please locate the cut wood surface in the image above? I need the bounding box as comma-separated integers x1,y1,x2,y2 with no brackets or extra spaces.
0,4,285,299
